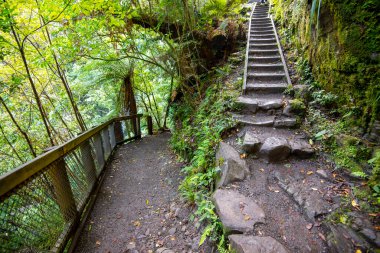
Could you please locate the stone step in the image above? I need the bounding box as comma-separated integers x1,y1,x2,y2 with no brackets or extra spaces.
248,56,281,64
241,131,314,160
245,82,288,93
251,24,272,29
249,38,276,43
250,33,275,39
233,114,276,127
251,19,271,22
251,20,271,25
247,63,284,72
236,96,284,113
251,27,274,33
251,21,272,28
212,189,265,234
250,44,278,50
233,114,298,128
249,49,279,57
252,15,268,18
246,73,286,83
229,235,288,253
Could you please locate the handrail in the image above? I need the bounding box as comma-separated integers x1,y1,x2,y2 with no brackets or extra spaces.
0,115,142,197
242,2,256,95
0,113,153,253
270,13,292,85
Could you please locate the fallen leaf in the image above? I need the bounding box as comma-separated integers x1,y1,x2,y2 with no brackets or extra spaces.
309,139,314,145
244,215,251,221
318,233,326,241
351,199,359,207
240,153,247,159
259,168,264,172
146,199,150,205
307,171,314,175
306,223,313,230
355,250,362,253
133,221,141,227
96,240,101,246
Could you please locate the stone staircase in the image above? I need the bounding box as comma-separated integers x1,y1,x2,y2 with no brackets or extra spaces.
212,2,380,253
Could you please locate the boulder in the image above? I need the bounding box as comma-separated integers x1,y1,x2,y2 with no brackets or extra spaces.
216,142,250,187
289,139,314,158
242,132,261,153
216,142,249,188
259,137,291,162
212,189,265,233
229,235,288,253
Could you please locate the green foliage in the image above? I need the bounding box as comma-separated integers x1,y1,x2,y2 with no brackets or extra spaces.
171,56,240,249
273,0,380,129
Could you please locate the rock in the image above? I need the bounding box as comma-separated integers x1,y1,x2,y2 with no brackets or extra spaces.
242,131,261,153
290,139,314,158
174,208,181,217
168,227,176,235
274,118,298,128
126,242,136,250
212,189,265,234
181,225,187,232
283,105,292,117
156,248,174,253
327,224,371,253
260,100,282,110
229,235,288,253
316,169,328,179
192,236,200,250
360,228,376,241
145,229,151,236
215,142,250,187
293,85,309,99
237,96,258,112
259,137,291,162
275,172,333,221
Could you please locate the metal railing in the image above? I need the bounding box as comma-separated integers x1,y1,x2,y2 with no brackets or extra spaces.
242,2,256,95
0,114,153,253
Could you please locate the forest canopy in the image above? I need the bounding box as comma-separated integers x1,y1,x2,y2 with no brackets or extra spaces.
0,0,245,174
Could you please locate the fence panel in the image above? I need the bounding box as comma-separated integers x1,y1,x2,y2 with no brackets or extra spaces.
0,115,142,253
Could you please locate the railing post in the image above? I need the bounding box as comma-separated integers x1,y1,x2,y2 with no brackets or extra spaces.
147,115,153,135
80,142,97,187
132,115,138,138
109,123,116,149
101,128,111,159
93,133,105,171
48,159,78,222
114,120,124,143
137,115,141,139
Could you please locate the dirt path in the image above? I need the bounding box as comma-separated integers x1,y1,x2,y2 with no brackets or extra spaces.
75,133,211,253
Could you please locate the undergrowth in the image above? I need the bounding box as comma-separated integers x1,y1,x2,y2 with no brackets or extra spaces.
290,55,380,214
170,55,242,250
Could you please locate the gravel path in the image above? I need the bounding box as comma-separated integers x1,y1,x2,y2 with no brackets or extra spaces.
75,133,211,253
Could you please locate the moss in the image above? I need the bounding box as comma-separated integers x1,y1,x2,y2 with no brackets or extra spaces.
272,0,380,130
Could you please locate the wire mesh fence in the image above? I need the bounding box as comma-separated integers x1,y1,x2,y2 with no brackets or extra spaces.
0,115,145,253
